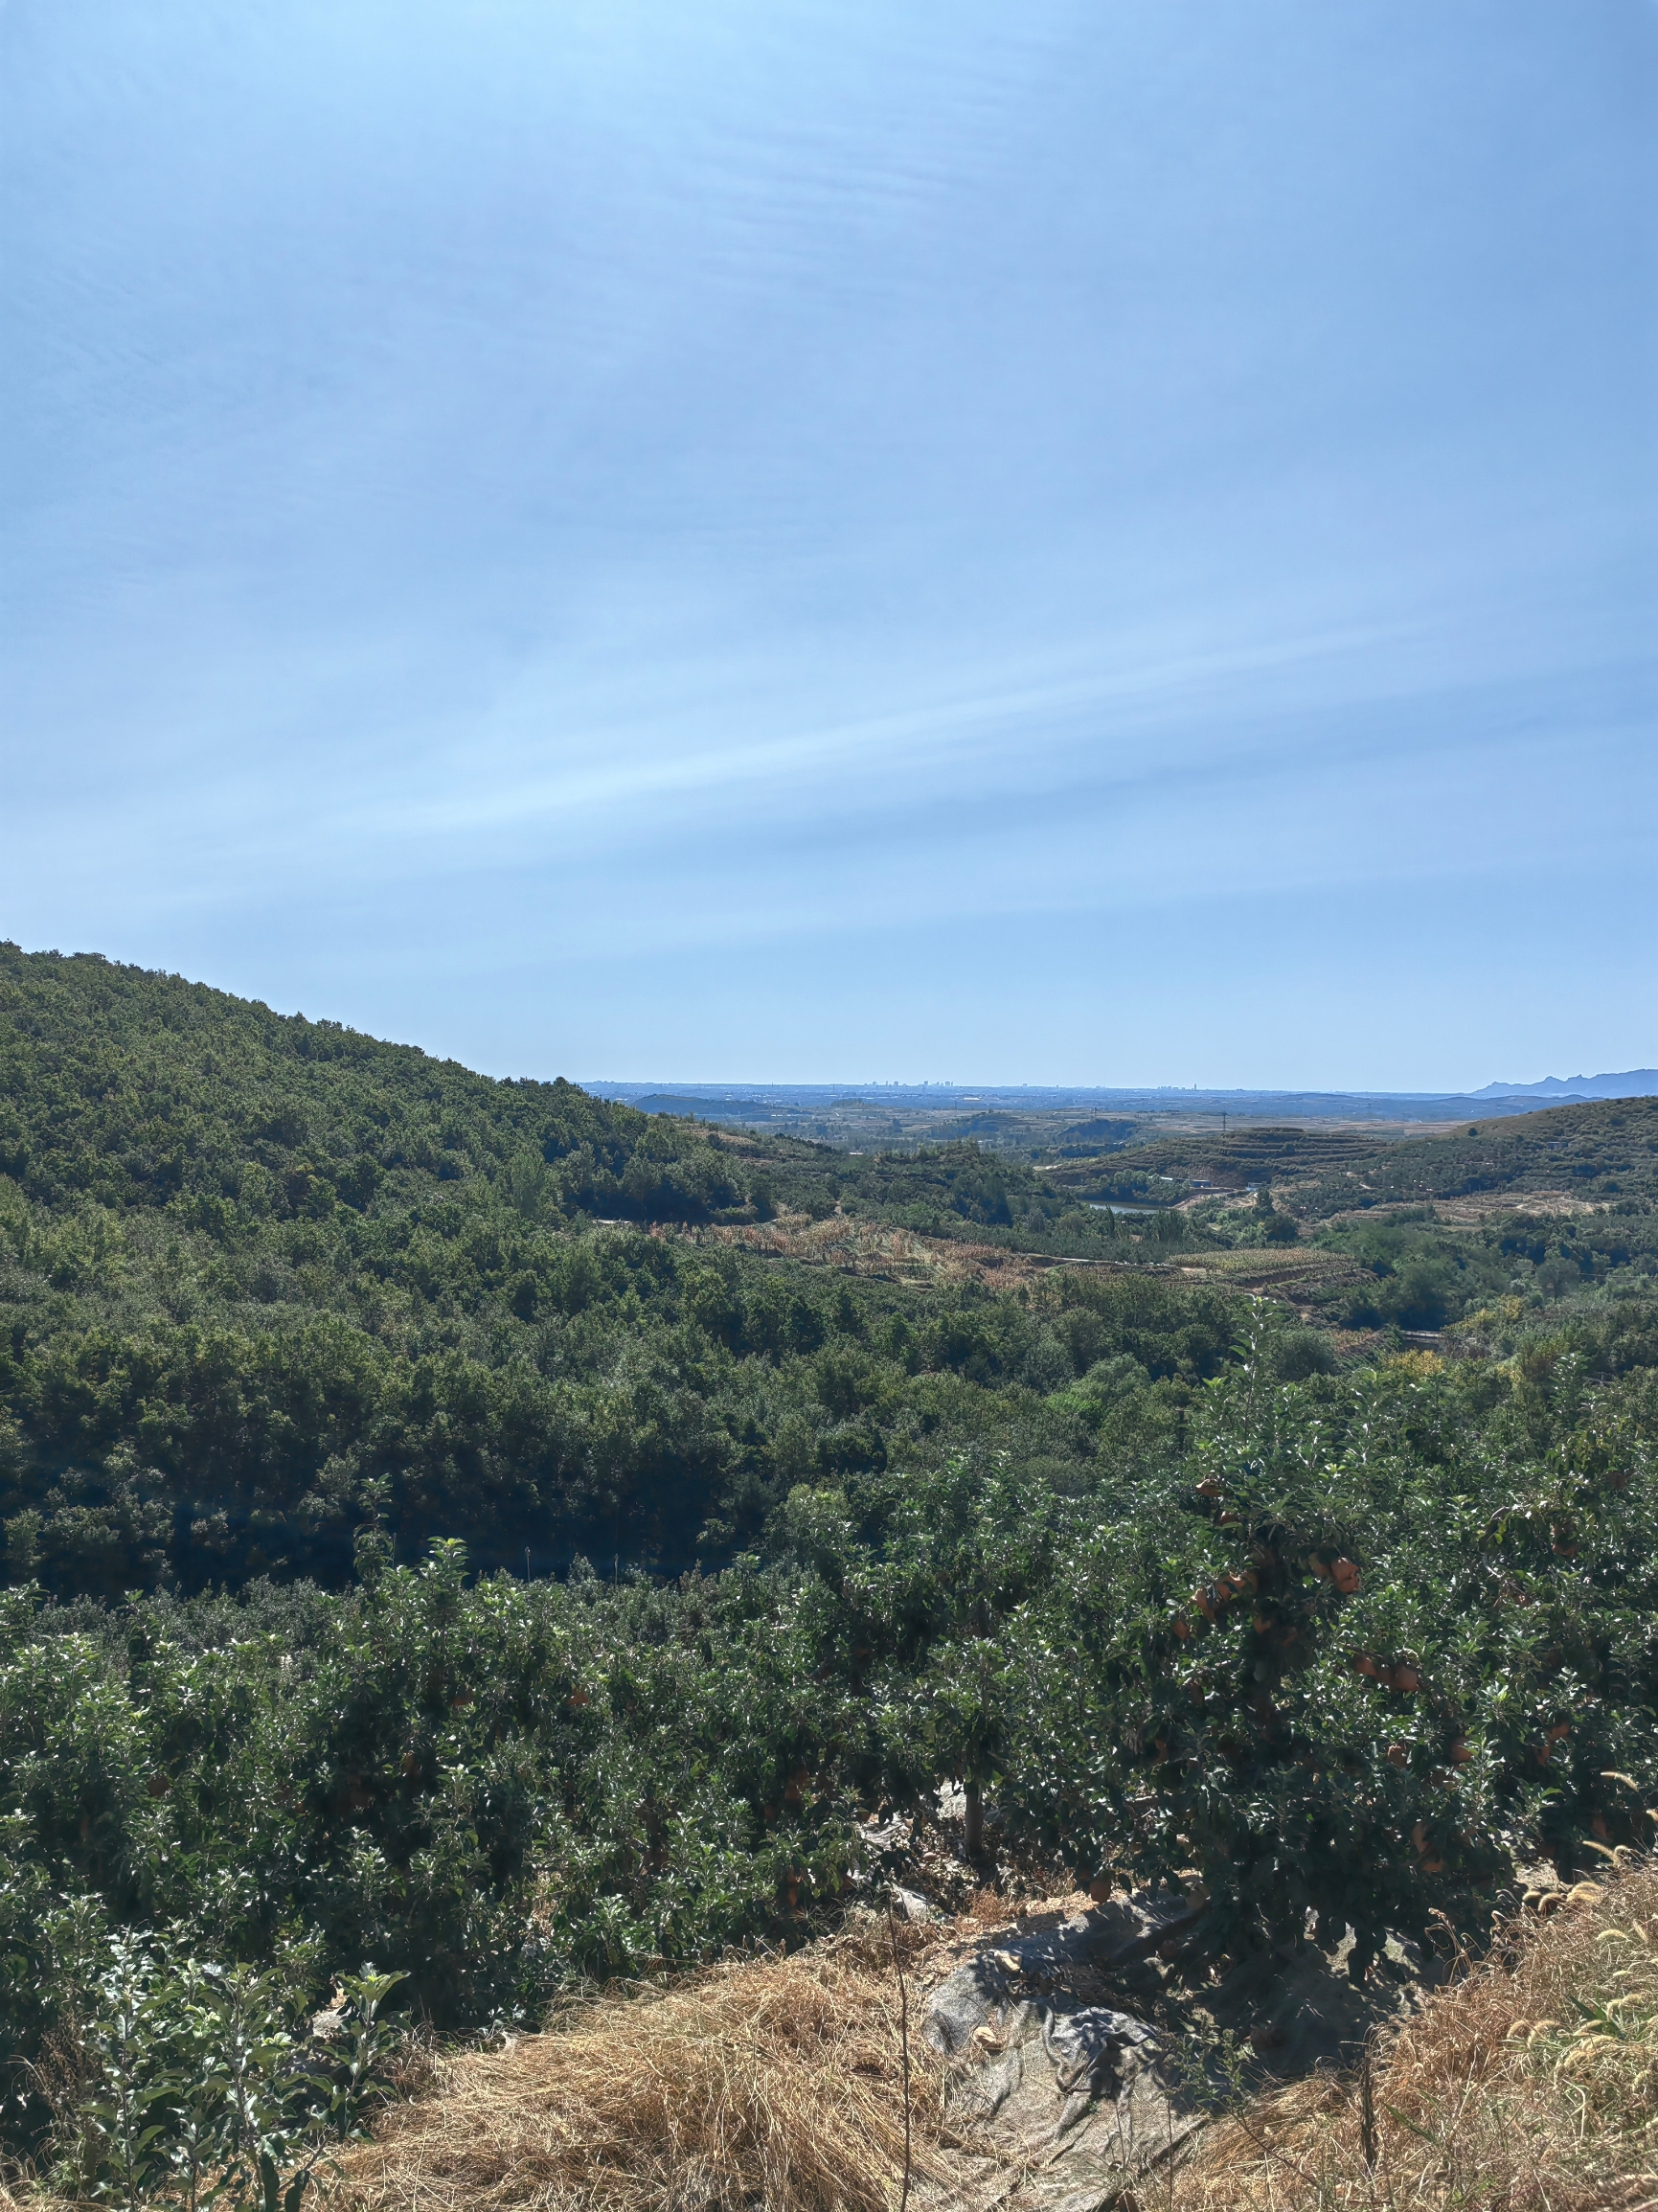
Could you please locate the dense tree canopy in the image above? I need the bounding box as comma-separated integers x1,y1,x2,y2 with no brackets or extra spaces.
0,946,1223,1592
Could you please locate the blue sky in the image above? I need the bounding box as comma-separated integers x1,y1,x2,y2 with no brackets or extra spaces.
3,0,1653,1087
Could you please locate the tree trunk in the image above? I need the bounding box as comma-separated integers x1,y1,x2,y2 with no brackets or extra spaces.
964,1778,985,1857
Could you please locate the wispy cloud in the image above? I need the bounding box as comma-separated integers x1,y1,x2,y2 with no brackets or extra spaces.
2,0,1651,1083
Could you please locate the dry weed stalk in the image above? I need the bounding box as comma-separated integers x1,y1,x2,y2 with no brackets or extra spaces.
333,1917,959,2212
1168,1855,1658,2212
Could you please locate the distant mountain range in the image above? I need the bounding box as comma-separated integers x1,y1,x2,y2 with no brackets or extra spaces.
1475,1070,1658,1100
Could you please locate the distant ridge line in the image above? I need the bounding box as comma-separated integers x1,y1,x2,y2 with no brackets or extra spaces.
580,1077,1658,1123
1472,1069,1658,1100
587,1075,1658,1106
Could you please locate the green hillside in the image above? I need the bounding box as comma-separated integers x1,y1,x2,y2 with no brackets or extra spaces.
1042,1098,1658,1225
1043,1122,1394,1198
0,944,759,1226
5,946,1658,2190
0,946,1226,1595
1295,1096,1658,1215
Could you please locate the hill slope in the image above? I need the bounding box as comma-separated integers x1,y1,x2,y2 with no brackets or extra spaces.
1042,1123,1393,1197
1039,1098,1658,1218
0,944,757,1226
1288,1095,1658,1217
5,954,1658,2187
0,946,1234,1594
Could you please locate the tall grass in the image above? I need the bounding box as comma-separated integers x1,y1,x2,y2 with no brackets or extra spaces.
1167,1855,1658,2212
332,1915,964,2212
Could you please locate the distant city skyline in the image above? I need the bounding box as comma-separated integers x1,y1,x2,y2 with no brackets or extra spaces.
3,1,1652,1086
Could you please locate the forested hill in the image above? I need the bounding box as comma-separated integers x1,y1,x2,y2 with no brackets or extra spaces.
1044,1098,1658,1215
0,944,757,1227
1344,1095,1658,1208
1265,1096,1658,1220
0,946,1236,1598
0,946,1140,1248
1041,1123,1387,1198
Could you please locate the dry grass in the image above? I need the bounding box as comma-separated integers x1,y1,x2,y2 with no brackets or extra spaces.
1427,1191,1608,1226
333,1916,965,2212
681,1211,1067,1289
1166,1855,1658,2212
1171,1253,1368,1297
1172,1250,1342,1279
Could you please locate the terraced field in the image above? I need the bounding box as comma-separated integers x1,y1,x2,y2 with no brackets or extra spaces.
1170,1245,1374,1303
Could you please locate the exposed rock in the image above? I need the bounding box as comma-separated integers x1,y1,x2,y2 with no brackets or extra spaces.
920,1890,1449,2210
923,1900,1200,2207
860,1813,914,1859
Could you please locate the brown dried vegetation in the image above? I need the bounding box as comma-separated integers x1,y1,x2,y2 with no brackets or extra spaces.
685,1209,1064,1288
1167,1854,1658,2212
332,1915,961,2212
36,1867,1651,2212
